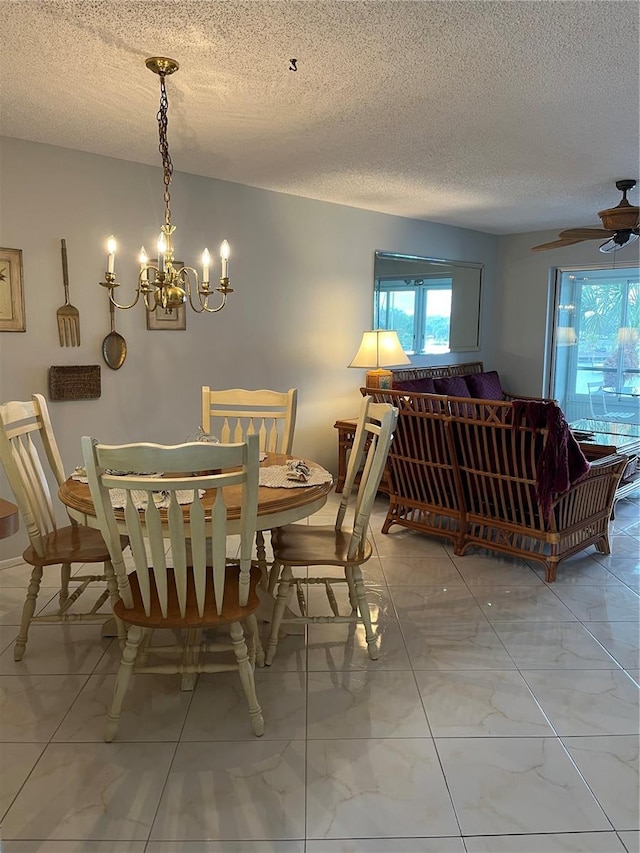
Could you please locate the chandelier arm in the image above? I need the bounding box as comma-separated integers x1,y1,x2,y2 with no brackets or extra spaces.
107,289,141,311
190,292,229,314
179,266,230,313
100,274,142,310
143,290,159,312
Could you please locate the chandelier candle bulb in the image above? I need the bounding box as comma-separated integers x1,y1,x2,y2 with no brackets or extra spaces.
139,247,148,275
157,234,166,274
202,248,210,285
107,236,117,274
220,240,230,278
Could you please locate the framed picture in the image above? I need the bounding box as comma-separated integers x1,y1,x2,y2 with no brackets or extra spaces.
0,248,26,332
146,260,187,330
146,302,187,331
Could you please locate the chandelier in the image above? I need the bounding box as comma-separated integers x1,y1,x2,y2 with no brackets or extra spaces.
100,57,232,315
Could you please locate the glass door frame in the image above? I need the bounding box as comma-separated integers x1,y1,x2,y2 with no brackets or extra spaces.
547,262,640,422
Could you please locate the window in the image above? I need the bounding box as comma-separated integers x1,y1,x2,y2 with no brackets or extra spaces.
374,277,452,355
550,265,640,424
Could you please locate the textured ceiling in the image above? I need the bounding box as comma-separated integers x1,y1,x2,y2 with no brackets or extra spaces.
1,1,639,234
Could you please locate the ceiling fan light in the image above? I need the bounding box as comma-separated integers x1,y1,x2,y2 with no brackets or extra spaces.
599,231,639,253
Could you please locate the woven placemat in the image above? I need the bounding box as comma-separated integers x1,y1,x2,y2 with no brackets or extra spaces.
259,465,333,489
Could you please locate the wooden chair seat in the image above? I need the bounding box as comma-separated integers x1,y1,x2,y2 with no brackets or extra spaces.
271,525,372,566
22,524,112,567
114,565,261,629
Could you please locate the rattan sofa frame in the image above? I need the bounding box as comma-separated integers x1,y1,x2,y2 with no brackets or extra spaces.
367,377,627,582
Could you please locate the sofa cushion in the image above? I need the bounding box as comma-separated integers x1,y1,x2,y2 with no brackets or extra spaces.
393,377,436,394
433,376,471,397
465,370,505,401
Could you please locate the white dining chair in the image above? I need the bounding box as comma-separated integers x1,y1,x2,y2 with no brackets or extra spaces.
0,395,122,660
265,397,398,664
201,387,297,454
201,386,298,571
82,433,264,742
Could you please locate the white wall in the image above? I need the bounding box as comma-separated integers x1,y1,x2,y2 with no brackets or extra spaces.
495,232,640,397
0,137,498,559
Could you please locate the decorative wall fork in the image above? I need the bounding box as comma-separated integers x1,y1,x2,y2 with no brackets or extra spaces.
57,238,81,346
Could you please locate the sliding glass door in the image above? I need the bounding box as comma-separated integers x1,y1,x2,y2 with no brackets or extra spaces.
550,265,639,424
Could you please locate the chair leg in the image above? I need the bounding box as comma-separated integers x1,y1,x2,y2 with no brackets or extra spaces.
255,530,268,585
103,560,127,648
14,565,43,661
265,564,294,665
230,621,264,736
267,559,282,596
345,565,358,612
351,564,378,661
181,628,200,691
136,628,153,667
59,562,71,605
594,534,611,555
105,624,143,743
544,559,559,584
246,613,265,668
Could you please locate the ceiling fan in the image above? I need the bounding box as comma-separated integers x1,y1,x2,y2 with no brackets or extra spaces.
531,179,639,254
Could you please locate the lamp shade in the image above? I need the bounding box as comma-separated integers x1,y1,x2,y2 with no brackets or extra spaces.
349,330,410,369
349,329,410,389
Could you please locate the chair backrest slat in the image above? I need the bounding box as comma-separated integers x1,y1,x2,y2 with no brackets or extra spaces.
336,397,398,560
0,394,70,556
82,435,260,621
202,387,297,454
189,495,207,614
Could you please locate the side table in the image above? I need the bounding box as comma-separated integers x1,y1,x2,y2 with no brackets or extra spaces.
0,497,20,539
333,418,391,495
571,418,640,504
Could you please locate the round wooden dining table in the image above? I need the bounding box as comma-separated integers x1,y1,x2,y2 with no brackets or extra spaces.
58,452,333,631
59,452,333,534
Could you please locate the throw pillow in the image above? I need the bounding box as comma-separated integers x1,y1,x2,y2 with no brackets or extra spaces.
392,377,436,393
465,370,505,401
433,376,471,397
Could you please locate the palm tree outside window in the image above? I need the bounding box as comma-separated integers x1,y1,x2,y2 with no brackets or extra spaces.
550,265,640,424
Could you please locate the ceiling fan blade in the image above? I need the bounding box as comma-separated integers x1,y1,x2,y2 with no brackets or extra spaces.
558,228,615,239
531,238,586,252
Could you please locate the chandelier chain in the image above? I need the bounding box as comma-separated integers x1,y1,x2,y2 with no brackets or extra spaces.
157,74,173,228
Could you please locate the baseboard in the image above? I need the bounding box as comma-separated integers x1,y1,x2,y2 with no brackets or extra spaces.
0,555,24,570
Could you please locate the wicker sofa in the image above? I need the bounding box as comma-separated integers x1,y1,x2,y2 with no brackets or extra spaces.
366,363,627,582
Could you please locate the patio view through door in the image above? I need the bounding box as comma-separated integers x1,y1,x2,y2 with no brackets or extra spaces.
550,264,640,425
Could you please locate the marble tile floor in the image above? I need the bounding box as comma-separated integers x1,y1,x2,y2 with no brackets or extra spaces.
0,493,638,853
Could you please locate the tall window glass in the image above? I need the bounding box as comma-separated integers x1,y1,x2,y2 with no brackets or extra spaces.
550,265,640,424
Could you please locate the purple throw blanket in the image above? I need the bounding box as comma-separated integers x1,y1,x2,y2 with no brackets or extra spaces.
512,400,590,523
